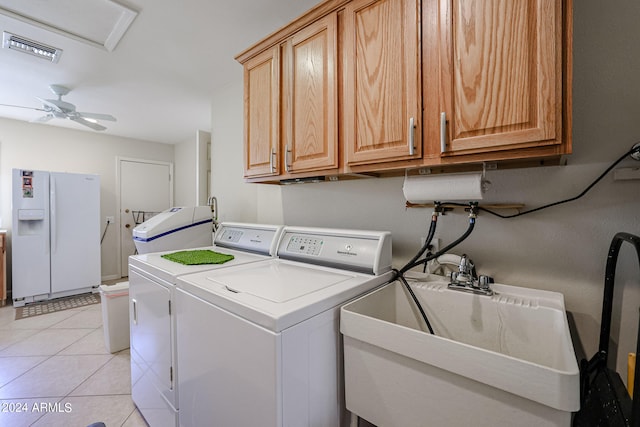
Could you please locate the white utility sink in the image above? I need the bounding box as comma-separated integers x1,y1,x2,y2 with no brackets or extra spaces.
340,273,580,427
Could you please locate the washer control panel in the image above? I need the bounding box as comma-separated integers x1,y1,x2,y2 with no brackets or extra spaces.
286,236,323,256
278,227,392,275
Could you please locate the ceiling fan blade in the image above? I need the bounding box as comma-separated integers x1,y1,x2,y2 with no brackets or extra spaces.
36,97,65,113
0,103,46,112
31,114,54,123
71,117,107,131
78,112,117,122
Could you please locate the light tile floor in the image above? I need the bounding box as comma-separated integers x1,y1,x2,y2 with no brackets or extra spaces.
0,301,148,427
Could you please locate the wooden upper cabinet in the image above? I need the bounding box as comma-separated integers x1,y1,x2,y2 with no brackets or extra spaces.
282,13,339,174
343,0,422,166
243,47,280,178
426,0,567,159
238,0,571,181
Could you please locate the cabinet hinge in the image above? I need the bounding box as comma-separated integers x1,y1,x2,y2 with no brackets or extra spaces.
168,300,172,315
170,366,173,383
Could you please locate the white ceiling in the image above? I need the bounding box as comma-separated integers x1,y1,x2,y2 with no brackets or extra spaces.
0,0,319,144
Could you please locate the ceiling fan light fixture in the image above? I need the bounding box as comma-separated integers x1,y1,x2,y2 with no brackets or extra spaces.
2,31,62,63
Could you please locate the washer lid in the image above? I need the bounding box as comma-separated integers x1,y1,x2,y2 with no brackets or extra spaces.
209,262,352,303
129,245,270,284
177,259,395,332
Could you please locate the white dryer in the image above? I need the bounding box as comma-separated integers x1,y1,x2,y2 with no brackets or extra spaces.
175,226,393,427
128,222,283,427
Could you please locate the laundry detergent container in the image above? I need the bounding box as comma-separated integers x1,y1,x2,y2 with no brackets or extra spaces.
100,282,130,353
133,206,213,254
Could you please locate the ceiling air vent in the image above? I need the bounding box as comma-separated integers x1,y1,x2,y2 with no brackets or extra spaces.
2,32,62,63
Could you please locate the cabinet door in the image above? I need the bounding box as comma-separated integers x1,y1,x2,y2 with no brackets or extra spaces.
343,0,421,165
431,0,562,156
129,270,173,396
129,269,177,425
243,47,279,178
282,13,338,174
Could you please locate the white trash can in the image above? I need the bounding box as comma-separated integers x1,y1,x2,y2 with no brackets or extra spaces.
99,282,130,353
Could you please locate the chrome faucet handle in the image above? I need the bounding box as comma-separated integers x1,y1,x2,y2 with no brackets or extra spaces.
458,254,477,278
451,254,475,286
478,275,494,290
458,254,469,272
449,256,494,296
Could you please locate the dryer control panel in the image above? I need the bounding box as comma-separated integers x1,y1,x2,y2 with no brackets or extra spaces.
214,223,283,256
278,227,392,276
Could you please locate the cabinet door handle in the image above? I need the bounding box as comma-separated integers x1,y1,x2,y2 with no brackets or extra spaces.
132,298,137,325
285,145,292,173
269,148,276,173
408,117,416,156
440,112,447,153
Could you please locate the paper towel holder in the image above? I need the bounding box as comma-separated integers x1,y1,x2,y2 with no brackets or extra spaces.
403,164,524,211
403,161,497,177
405,201,525,211
481,162,493,193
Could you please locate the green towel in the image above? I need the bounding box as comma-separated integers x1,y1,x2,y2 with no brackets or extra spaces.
161,250,234,265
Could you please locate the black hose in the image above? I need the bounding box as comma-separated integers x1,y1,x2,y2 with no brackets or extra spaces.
403,213,438,273
400,217,476,274
395,270,435,335
395,210,478,335
393,214,438,334
100,221,110,244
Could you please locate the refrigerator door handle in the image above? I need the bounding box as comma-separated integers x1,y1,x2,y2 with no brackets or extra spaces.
50,174,57,253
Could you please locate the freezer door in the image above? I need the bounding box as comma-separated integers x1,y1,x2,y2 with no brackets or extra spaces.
11,169,51,299
50,172,101,294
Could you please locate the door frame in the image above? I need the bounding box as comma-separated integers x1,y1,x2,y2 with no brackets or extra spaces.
196,130,211,206
116,157,174,278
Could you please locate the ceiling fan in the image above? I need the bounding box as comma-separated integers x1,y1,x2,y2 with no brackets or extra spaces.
0,84,116,131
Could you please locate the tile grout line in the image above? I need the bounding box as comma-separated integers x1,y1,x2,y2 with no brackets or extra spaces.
64,352,116,398
0,353,57,396
0,302,146,426
54,309,116,402
27,396,67,427
0,309,102,396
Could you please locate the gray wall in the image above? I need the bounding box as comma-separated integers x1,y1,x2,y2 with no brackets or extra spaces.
0,118,176,281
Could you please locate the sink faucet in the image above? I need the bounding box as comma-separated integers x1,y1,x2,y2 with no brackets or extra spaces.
448,254,494,296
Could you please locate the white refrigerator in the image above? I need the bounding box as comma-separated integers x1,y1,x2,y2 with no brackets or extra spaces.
12,169,101,306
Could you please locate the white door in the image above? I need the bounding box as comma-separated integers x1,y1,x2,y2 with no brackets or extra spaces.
119,159,172,277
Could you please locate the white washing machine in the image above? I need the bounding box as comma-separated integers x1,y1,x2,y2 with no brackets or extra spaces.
128,222,283,427
175,226,394,427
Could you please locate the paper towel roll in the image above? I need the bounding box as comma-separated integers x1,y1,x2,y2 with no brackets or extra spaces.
403,172,484,202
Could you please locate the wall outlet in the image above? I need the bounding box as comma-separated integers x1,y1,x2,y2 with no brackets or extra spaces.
106,216,115,224
431,238,440,253
420,237,440,253
614,167,640,181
